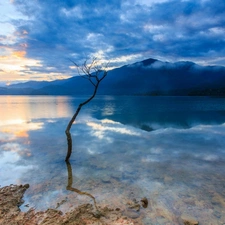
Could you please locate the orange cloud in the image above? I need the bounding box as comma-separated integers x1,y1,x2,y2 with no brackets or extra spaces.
15,130,29,138
12,51,26,58
1,128,28,138
0,55,8,59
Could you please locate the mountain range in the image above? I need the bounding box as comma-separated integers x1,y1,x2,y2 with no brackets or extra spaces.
1,58,225,96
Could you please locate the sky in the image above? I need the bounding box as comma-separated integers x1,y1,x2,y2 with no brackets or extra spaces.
0,0,225,85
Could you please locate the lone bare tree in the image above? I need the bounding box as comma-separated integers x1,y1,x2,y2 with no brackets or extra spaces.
65,58,108,162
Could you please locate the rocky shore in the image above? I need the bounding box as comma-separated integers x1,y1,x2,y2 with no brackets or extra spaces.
0,184,202,225
0,184,143,225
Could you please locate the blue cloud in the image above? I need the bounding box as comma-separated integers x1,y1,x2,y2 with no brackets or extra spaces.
7,0,225,78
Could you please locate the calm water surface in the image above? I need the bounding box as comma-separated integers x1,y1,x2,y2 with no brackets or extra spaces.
0,95,225,224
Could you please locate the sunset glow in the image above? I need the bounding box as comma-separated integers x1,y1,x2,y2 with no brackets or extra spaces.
0,0,225,85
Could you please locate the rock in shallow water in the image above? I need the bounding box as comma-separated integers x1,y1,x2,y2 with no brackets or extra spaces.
180,214,199,225
140,197,148,208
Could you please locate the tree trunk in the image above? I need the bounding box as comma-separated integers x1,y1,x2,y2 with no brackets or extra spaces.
65,82,99,162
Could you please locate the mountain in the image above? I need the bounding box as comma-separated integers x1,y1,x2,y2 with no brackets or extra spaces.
2,58,225,96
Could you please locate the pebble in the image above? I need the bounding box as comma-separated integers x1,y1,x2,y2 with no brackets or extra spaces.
180,214,199,225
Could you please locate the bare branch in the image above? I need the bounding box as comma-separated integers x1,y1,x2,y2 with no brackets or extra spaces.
65,58,108,161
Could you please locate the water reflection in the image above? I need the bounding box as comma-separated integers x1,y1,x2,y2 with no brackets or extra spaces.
0,96,73,122
1,96,225,224
86,119,140,139
0,120,43,140
90,96,225,130
66,161,99,211
0,149,35,185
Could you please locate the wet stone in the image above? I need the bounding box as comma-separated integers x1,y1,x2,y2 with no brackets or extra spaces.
141,197,148,208
128,203,140,212
213,210,221,219
101,174,111,183
92,210,103,218
126,199,141,212
180,214,199,225
124,210,140,219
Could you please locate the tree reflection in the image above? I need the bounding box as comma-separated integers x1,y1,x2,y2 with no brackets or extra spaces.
65,161,99,211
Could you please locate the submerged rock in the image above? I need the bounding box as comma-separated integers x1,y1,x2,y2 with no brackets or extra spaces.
180,214,199,225
140,197,148,208
124,210,140,219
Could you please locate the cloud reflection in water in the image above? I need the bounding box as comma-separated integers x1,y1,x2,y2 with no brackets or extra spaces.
0,96,225,224
87,119,141,140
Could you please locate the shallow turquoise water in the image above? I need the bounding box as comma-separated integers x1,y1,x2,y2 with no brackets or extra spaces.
0,95,225,224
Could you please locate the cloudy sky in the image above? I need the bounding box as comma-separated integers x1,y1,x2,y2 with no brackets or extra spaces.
0,0,225,85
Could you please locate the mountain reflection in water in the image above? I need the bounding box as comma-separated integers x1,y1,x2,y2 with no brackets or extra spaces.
0,95,225,224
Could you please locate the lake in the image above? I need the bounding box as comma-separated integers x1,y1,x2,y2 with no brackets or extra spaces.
1,95,225,224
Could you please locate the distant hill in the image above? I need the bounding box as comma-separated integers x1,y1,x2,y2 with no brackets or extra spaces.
2,58,225,96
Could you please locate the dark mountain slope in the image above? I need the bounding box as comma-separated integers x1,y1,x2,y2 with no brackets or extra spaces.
2,58,225,96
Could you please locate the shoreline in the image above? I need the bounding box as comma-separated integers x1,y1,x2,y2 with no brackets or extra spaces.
0,184,201,225
0,184,142,225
